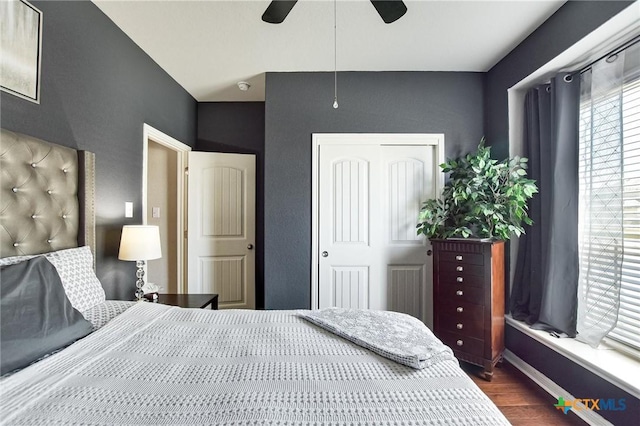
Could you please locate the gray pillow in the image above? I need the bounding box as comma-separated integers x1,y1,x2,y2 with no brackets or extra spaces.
1,257,93,375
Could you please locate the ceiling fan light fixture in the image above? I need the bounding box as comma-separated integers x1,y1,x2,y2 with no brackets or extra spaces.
237,81,251,91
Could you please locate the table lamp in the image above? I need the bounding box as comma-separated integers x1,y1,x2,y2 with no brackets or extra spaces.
118,225,162,301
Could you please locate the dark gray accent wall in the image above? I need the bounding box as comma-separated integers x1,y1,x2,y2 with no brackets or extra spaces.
485,2,638,421
485,0,634,160
264,71,485,309
196,102,265,309
0,0,197,299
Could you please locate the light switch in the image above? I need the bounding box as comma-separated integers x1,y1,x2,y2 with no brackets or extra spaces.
125,202,133,218
152,207,161,218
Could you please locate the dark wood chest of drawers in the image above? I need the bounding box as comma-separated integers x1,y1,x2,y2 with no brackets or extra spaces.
431,239,505,380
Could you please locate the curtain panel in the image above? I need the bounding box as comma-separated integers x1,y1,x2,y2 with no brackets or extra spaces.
510,74,580,337
576,50,627,348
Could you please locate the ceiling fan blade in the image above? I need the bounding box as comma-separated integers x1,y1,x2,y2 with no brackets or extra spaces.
370,0,407,24
262,1,298,24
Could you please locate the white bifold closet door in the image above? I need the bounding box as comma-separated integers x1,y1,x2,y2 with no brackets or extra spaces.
318,139,438,325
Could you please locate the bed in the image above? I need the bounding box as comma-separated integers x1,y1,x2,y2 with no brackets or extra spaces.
0,129,510,425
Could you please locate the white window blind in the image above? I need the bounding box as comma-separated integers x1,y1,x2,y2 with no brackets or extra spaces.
579,54,640,352
609,76,640,350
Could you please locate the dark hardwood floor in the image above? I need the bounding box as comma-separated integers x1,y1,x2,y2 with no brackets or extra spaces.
461,361,587,426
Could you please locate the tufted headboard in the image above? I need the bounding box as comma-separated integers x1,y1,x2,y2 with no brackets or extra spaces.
0,129,95,258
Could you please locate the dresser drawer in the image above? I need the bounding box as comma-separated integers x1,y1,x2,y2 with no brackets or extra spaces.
438,284,484,304
438,261,484,277
439,300,484,322
438,313,483,338
439,331,484,357
438,251,484,265
439,272,485,288
431,240,505,377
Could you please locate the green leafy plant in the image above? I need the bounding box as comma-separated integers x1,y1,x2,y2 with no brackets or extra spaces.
417,139,538,240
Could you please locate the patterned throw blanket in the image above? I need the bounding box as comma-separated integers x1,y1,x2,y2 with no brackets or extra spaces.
0,303,510,425
299,308,454,369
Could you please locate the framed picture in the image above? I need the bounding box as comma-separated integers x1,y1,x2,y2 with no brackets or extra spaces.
1,0,42,103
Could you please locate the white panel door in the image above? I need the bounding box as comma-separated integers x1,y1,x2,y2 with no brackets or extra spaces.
318,139,438,325
319,145,381,311
187,152,255,309
382,145,435,323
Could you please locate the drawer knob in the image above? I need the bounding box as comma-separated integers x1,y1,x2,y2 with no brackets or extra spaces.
456,340,464,346
456,307,464,313
456,290,463,296
456,323,463,330
456,266,463,272
456,277,464,283
456,255,463,261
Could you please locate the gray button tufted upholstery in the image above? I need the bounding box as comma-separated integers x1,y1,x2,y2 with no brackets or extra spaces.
0,129,94,258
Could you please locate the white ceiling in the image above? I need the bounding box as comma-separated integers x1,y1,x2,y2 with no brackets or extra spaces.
93,0,566,101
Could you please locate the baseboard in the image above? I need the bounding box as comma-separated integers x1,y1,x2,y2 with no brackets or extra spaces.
504,349,613,426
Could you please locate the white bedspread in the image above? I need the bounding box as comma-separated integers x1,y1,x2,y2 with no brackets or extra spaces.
0,303,510,425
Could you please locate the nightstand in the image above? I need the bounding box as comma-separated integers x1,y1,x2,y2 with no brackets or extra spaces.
155,293,219,310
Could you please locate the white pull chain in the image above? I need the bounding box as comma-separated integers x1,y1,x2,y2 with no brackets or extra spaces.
333,0,338,109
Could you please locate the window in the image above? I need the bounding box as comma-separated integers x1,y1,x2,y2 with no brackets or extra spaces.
610,76,640,350
578,47,640,352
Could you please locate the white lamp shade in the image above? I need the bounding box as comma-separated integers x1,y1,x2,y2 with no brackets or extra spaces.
118,225,162,261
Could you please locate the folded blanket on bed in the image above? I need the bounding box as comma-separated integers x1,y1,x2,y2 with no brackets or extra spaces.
299,308,455,369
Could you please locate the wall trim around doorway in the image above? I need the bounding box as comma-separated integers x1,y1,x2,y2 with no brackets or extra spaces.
142,123,192,294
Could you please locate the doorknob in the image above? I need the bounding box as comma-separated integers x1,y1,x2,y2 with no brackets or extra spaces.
322,251,328,257
247,244,254,250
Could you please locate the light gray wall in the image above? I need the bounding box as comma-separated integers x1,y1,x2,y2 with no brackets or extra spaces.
1,0,197,299
264,71,485,309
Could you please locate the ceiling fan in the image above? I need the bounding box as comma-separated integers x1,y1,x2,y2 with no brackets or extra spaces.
262,0,408,24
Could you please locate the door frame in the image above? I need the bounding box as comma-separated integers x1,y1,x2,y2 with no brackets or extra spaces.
142,123,192,294
310,133,445,310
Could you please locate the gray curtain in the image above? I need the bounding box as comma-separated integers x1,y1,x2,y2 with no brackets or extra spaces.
510,73,580,337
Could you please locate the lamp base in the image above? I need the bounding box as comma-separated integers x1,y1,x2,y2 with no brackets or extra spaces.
135,260,146,302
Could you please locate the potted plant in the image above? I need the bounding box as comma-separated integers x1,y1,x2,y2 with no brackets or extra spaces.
416,139,538,241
